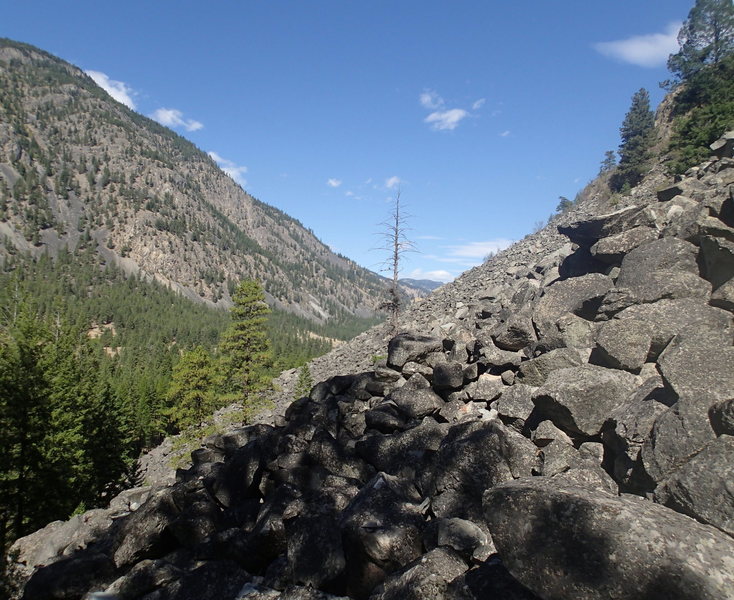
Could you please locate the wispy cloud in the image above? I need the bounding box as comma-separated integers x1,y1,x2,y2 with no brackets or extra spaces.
407,268,454,283
425,108,470,131
327,178,342,188
419,90,444,110
86,70,136,109
151,108,203,132
446,239,513,259
499,130,511,137
385,175,401,189
208,151,248,186
594,22,681,68
420,89,482,131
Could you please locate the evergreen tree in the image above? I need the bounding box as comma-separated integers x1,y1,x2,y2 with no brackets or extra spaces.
219,280,273,402
666,0,734,86
165,346,217,429
599,150,617,174
295,364,314,398
610,88,655,192
555,196,573,214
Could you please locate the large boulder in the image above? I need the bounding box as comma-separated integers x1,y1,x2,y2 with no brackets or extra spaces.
655,435,734,537
367,547,467,600
531,365,638,438
429,420,539,520
517,347,583,386
387,334,443,369
484,478,734,600
532,274,613,340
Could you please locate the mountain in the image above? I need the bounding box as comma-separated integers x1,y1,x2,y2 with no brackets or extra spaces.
399,278,443,296
0,38,386,326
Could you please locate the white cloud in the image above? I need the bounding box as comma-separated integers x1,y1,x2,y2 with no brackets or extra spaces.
151,107,204,132
594,22,681,68
407,268,454,283
420,90,444,110
327,178,342,188
85,70,136,109
425,108,469,131
499,130,511,137
208,151,248,186
446,239,513,259
472,98,486,110
385,175,401,189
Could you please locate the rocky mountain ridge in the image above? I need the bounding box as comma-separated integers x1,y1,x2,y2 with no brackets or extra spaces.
8,112,734,600
0,38,387,324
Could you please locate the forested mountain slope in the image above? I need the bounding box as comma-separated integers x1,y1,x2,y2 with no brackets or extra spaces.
0,38,386,323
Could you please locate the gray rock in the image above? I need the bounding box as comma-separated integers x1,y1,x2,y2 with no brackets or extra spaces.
656,435,734,537
640,397,718,487
590,226,658,264
699,234,734,290
445,561,540,600
368,547,467,600
617,237,700,283
493,384,535,431
532,365,638,438
434,518,489,559
612,298,733,360
518,347,583,386
476,337,523,369
105,558,184,599
710,399,734,436
387,376,444,419
657,326,734,402
464,373,504,402
532,421,573,448
591,318,653,373
491,311,538,351
432,361,465,390
430,420,539,506
21,552,116,600
355,417,447,476
557,206,651,246
484,478,734,600
340,473,425,599
536,313,596,352
387,333,443,369
710,277,734,311
532,274,613,340
113,487,182,569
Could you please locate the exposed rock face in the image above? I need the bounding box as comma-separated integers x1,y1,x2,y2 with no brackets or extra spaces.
9,137,734,600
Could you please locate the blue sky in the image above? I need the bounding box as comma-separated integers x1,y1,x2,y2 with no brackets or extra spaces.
3,1,694,282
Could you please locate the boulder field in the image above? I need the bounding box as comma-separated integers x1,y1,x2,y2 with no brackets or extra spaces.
9,139,734,599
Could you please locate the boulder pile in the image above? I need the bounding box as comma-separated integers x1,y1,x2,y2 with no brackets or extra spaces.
9,139,734,599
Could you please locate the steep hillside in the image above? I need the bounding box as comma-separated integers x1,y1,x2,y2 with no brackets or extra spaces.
0,39,386,324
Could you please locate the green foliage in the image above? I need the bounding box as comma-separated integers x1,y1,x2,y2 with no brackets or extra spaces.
555,196,573,214
609,88,654,192
295,364,314,398
0,301,131,552
666,0,734,86
219,280,273,407
668,53,734,173
599,150,617,174
165,346,217,429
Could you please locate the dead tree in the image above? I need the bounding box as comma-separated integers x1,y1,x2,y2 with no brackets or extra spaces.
376,190,415,332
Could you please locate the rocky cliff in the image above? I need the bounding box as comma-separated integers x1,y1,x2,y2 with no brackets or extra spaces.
7,127,734,599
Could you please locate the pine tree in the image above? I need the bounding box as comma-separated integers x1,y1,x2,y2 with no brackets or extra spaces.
666,0,734,85
219,280,273,403
610,88,654,192
295,364,314,398
599,150,617,174
165,346,217,429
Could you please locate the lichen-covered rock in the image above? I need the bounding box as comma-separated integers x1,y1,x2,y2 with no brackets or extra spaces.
484,478,734,600
531,365,638,438
387,333,443,369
